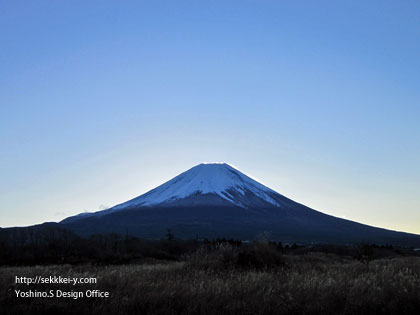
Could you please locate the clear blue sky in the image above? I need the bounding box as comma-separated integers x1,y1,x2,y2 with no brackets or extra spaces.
1,1,419,233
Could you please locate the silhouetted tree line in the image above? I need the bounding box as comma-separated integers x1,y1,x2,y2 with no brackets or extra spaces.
0,225,198,265
0,224,418,266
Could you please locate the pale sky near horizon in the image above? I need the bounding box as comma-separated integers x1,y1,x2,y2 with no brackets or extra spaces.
1,1,419,233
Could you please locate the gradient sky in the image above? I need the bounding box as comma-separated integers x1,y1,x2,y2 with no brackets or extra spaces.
1,1,419,233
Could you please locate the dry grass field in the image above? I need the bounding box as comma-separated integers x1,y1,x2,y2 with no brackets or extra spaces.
1,243,420,315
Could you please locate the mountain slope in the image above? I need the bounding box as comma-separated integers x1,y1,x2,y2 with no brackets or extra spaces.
111,163,283,210
61,163,420,246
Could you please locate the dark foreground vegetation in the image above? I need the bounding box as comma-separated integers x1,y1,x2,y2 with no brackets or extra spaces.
1,226,420,314
1,224,418,266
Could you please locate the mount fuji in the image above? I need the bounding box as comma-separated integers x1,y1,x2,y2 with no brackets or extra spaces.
61,163,420,246
109,163,285,210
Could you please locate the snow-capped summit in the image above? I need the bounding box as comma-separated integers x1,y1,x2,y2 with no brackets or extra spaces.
111,163,283,210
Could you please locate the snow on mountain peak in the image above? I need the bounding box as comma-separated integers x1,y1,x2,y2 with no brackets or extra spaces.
111,163,282,210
